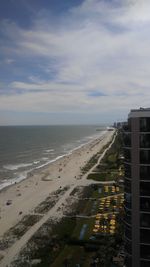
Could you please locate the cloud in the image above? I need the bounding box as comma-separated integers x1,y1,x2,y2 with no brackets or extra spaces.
1,0,150,123
88,91,107,97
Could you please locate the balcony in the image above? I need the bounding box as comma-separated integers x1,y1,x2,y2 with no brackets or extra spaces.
141,213,150,228
140,166,150,181
140,244,150,260
140,182,150,197
140,198,150,212
140,150,150,164
140,134,150,148
140,229,150,244
140,260,150,267
140,118,150,132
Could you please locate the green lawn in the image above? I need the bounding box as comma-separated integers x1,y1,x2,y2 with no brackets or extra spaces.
87,171,118,181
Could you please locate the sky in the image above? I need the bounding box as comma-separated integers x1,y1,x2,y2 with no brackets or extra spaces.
1,0,150,125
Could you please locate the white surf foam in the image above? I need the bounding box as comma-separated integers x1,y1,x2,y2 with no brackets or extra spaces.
3,163,33,171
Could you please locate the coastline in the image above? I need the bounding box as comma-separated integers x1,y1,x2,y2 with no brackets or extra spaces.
0,130,107,192
0,129,115,266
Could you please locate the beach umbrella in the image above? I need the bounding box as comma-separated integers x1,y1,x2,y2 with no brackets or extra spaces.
93,229,98,233
96,215,101,219
110,230,115,234
110,225,116,230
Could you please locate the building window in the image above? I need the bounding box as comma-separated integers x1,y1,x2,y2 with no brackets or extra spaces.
140,198,150,212
140,150,150,164
140,182,150,197
140,244,150,260
140,118,150,132
140,166,150,181
141,213,150,228
140,134,150,148
140,260,150,267
140,229,150,244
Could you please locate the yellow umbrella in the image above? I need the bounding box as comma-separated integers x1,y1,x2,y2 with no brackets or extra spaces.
96,215,101,218
110,225,116,230
93,229,98,232
110,230,115,234
110,219,115,224
96,216,101,219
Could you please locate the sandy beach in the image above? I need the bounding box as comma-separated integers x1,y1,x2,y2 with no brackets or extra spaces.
0,129,115,266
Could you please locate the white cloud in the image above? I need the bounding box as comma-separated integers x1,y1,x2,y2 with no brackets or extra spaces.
1,0,150,123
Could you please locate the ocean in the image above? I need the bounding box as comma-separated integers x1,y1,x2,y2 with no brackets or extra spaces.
0,125,106,190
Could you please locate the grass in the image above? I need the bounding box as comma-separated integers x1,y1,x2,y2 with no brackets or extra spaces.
87,171,118,181
51,245,86,267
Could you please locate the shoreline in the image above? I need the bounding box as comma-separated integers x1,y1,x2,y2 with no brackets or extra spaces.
0,129,116,267
0,130,107,192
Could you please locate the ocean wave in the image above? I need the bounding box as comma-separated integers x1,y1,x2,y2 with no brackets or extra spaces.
44,149,55,154
0,173,27,191
34,154,67,170
33,161,40,164
3,163,33,171
41,157,49,161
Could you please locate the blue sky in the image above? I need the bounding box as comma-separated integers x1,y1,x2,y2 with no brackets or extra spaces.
1,0,150,125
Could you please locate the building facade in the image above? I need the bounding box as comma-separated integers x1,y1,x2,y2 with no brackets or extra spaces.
123,108,150,267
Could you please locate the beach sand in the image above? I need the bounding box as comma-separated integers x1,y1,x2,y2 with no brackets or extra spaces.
0,129,115,266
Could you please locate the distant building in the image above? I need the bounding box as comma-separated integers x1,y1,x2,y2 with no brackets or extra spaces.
114,121,127,129
123,108,150,267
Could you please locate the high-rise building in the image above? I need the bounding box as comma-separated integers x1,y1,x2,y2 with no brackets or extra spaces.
123,108,150,267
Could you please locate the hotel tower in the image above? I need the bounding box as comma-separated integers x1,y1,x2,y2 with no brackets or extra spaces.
123,108,150,267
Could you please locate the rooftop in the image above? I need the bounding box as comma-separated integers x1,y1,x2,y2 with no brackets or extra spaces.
128,108,150,118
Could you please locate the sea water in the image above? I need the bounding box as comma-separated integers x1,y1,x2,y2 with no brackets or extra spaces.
0,125,107,190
